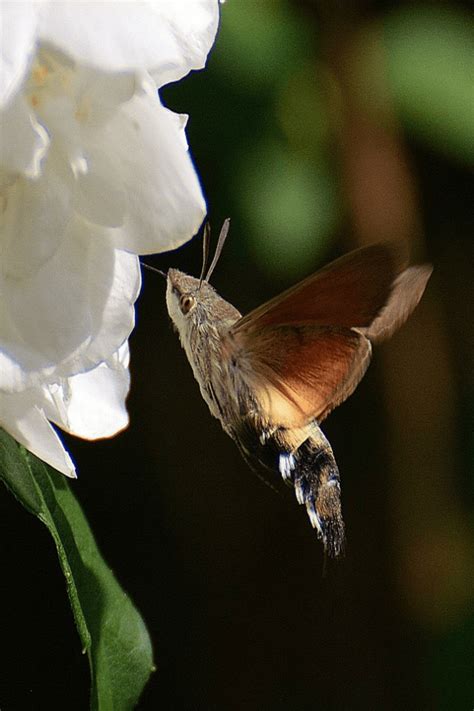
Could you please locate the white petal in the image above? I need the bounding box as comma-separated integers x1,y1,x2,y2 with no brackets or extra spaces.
0,351,37,395
73,66,137,128
74,147,126,228
0,1,40,108
0,147,72,279
33,56,136,141
43,343,131,440
106,89,206,253
0,93,49,176
57,232,141,373
0,389,76,477
0,218,140,391
148,0,221,85
37,1,219,86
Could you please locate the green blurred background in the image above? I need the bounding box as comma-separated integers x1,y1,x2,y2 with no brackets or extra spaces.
1,1,473,708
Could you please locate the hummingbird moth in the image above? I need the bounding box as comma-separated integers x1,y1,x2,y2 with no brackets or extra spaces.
150,220,432,557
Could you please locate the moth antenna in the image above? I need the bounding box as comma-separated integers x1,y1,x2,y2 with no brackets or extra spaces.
140,261,167,279
199,222,211,288
205,217,230,283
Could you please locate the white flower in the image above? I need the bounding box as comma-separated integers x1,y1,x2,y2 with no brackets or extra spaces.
0,0,220,475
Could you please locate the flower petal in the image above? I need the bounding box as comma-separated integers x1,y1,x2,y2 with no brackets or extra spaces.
0,1,40,108
105,88,206,254
37,0,219,86
56,231,141,374
0,147,72,279
0,389,76,477
0,93,49,176
0,218,140,391
148,0,221,85
32,54,137,142
43,343,130,440
74,147,126,228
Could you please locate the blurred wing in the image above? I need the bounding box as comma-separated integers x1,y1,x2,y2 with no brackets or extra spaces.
230,325,372,428
358,264,433,342
232,243,405,333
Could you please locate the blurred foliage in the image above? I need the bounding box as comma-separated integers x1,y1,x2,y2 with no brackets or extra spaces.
214,1,339,277
237,139,339,278
383,5,474,164
215,0,312,92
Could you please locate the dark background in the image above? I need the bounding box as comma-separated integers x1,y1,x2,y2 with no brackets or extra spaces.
1,1,473,709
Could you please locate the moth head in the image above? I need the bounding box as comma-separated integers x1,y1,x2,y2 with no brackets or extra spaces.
165,218,233,336
166,268,218,335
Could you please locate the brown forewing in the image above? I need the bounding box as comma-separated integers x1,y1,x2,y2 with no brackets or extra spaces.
232,243,406,333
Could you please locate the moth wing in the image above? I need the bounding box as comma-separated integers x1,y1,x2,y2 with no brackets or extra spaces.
358,264,432,342
228,325,372,428
227,242,431,428
232,243,405,333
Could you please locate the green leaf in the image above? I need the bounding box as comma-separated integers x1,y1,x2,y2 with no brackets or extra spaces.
0,429,154,710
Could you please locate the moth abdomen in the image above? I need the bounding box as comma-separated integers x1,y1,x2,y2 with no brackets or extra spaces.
233,419,345,557
288,438,345,557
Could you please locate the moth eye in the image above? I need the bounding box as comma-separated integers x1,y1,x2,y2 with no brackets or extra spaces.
179,294,196,315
